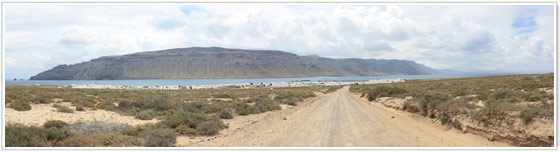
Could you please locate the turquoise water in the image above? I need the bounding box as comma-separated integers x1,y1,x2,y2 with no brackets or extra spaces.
5,74,499,87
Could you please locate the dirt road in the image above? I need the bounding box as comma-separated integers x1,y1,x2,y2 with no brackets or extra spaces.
178,86,509,147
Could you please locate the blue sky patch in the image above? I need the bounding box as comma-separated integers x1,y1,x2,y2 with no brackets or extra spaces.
512,16,536,28
180,6,203,16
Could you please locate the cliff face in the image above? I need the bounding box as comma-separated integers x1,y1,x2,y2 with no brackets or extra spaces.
30,47,437,80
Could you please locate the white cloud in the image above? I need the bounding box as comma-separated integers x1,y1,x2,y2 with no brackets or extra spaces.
3,4,555,79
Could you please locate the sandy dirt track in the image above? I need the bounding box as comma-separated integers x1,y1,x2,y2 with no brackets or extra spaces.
179,86,510,147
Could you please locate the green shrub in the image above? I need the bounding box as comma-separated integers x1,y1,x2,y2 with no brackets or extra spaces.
416,92,451,114
520,106,539,124
122,123,154,136
56,105,74,113
234,103,259,116
436,98,475,116
175,124,197,136
93,133,139,147
5,123,49,147
490,89,514,100
287,100,297,106
8,102,31,111
35,94,51,104
524,91,551,102
471,99,517,124
96,101,116,111
219,110,234,119
140,128,176,147
45,127,72,142
5,123,71,147
255,99,281,113
72,98,97,108
55,134,102,147
200,103,224,114
196,121,220,136
365,86,407,101
160,112,207,129
43,120,68,129
135,110,156,120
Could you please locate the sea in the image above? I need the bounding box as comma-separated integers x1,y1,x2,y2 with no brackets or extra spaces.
5,74,503,87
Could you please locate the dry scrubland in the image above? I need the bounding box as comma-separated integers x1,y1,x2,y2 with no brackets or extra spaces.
4,73,554,147
350,73,554,147
5,85,340,147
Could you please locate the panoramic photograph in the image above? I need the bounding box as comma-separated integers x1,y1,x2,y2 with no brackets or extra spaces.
1,3,556,148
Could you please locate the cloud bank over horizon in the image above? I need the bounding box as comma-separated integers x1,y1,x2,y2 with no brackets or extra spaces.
4,4,555,79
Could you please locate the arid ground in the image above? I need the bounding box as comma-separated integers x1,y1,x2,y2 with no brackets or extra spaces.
4,74,553,147
178,86,508,147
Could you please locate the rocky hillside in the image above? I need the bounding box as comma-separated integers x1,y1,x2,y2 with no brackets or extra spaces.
31,47,440,80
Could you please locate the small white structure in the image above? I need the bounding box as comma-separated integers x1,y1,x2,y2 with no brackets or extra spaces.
67,78,405,90
70,84,126,89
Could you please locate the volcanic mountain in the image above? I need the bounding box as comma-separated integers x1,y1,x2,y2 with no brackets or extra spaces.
30,47,440,80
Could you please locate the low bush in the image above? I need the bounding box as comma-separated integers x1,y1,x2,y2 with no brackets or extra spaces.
471,99,518,125
45,127,72,142
234,103,259,116
140,128,176,147
93,133,139,147
67,121,130,136
416,92,451,115
56,105,74,113
200,103,225,114
35,94,51,104
196,121,220,136
43,120,68,129
175,124,197,136
524,91,551,102
219,110,234,119
5,123,71,147
436,98,475,116
5,123,49,147
286,100,297,106
8,102,31,111
159,112,207,129
55,134,102,147
96,101,116,111
71,98,97,108
135,110,156,120
365,86,407,101
255,99,281,113
520,106,540,124
122,123,154,136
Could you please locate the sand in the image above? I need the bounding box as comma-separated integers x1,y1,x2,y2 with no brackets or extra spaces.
5,102,158,126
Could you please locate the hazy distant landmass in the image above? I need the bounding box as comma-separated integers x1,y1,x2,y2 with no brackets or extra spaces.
30,47,443,80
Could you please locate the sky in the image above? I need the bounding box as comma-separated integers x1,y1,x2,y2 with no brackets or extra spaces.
4,4,555,79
